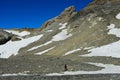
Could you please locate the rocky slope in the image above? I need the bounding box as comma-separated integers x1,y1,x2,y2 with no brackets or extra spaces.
0,0,120,75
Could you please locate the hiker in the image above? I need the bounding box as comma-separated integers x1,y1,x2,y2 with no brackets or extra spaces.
64,64,68,71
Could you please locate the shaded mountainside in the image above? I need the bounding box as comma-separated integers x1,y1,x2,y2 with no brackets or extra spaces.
0,0,120,75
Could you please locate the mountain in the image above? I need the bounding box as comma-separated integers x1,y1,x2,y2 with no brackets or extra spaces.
0,0,120,75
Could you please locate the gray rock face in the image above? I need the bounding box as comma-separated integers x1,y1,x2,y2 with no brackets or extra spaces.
70,0,120,22
0,30,13,45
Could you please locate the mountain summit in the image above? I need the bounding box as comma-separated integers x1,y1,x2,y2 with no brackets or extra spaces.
0,0,120,75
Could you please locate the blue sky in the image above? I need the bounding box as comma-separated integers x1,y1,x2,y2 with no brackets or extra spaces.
0,0,93,29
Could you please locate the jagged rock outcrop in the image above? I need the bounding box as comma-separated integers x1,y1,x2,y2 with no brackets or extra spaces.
55,6,77,22
41,19,55,30
41,6,77,30
0,30,13,45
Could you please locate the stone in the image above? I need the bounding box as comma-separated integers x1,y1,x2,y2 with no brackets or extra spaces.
0,30,13,45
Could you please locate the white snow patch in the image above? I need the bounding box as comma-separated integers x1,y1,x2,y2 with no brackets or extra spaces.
52,29,72,41
46,63,120,76
81,24,120,58
43,41,53,45
46,73,64,76
0,34,43,58
28,41,52,51
84,47,94,50
59,23,67,30
35,46,55,55
107,24,120,37
64,48,81,56
0,73,33,76
81,40,120,58
116,12,120,19
4,30,30,37
46,30,53,32
85,62,120,73
107,24,115,29
28,29,72,51
108,28,120,37
28,46,41,51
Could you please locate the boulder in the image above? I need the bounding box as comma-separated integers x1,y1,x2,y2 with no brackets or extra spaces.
0,30,13,45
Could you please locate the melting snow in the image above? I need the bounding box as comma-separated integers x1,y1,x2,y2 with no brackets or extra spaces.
107,24,115,29
2,62,120,76
81,40,120,58
84,47,94,50
64,48,81,56
59,23,67,30
107,24,120,37
80,24,120,58
0,34,43,58
35,46,55,55
4,30,30,37
28,41,52,51
46,63,120,76
28,29,72,51
0,73,28,76
116,12,120,19
52,29,72,41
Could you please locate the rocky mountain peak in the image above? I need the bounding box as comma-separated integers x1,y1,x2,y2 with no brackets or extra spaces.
61,6,76,16
64,6,75,12
56,6,76,21
41,6,77,30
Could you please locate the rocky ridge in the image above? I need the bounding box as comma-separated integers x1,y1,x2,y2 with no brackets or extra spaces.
41,6,77,30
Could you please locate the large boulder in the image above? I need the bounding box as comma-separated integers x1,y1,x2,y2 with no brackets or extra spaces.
0,29,13,45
